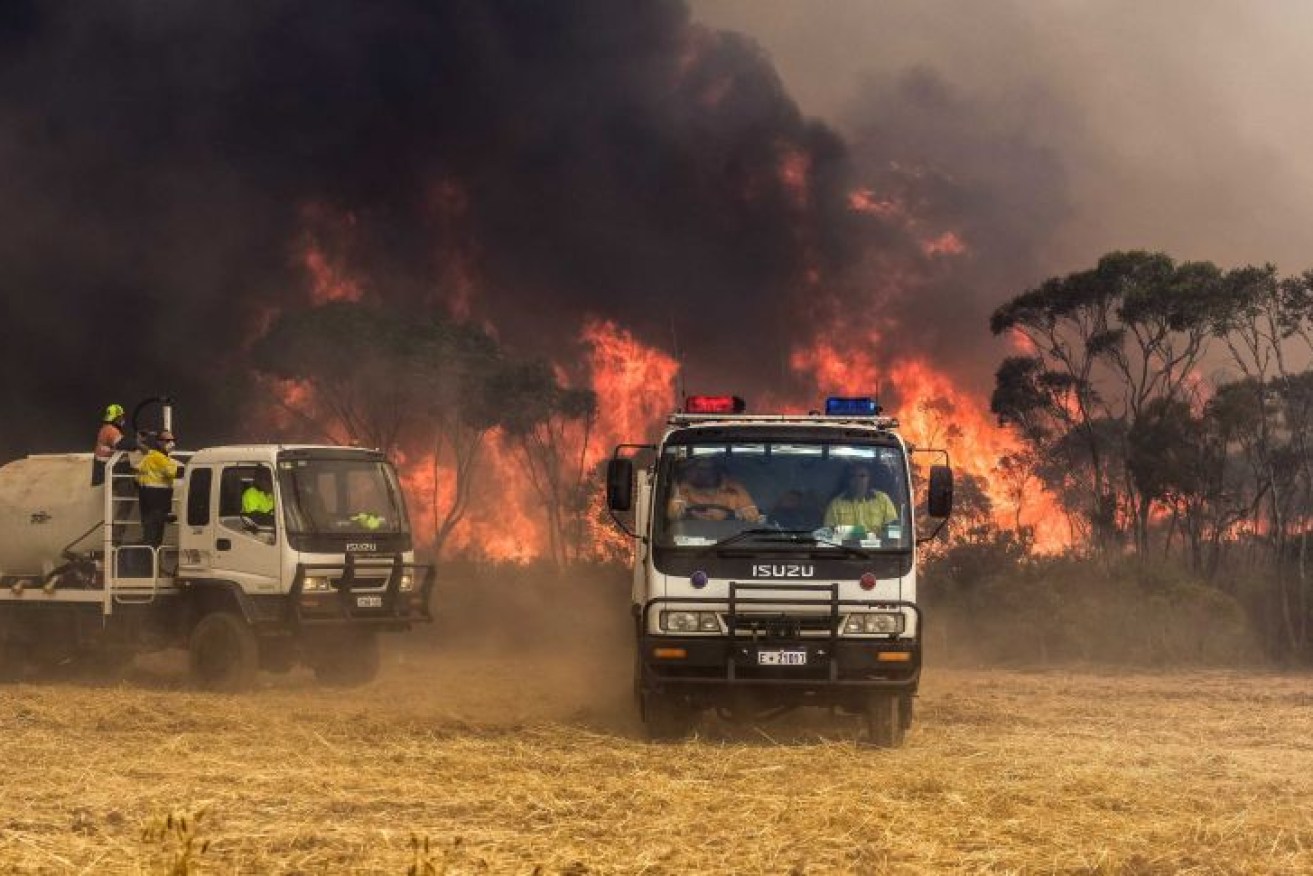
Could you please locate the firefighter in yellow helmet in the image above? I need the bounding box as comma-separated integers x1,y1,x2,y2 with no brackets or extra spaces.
91,403,138,487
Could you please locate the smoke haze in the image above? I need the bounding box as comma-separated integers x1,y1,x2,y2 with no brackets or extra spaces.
694,0,1313,283
3,1,1310,459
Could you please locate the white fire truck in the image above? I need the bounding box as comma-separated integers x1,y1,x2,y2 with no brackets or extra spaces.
0,399,433,689
606,395,952,746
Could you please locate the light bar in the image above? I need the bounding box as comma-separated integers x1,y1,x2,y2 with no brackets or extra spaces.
684,395,746,415
825,396,881,416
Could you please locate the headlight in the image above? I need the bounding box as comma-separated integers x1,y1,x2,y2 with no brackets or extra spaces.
843,612,905,635
660,610,721,633
398,572,415,592
302,575,334,593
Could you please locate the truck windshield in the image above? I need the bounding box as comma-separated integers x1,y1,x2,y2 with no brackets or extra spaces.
277,457,409,536
654,440,911,552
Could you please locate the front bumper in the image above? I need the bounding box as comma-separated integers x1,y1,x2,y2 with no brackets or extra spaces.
638,584,921,699
289,556,435,628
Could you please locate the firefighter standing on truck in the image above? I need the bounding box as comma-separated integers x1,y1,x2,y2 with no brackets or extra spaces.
91,403,138,486
137,429,179,547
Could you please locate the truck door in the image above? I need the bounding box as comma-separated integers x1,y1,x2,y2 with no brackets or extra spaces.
208,463,281,594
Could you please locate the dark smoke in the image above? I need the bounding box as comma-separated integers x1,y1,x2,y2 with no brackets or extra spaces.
1,0,917,459
842,66,1072,394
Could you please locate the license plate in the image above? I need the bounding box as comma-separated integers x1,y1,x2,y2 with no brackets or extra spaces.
757,649,807,666
356,595,383,608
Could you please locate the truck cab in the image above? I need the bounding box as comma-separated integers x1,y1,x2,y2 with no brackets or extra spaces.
606,395,952,745
0,442,433,689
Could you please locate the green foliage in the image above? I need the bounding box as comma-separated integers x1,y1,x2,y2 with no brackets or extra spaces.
926,556,1257,667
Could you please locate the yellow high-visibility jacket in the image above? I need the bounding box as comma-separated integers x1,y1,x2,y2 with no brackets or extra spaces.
136,449,179,489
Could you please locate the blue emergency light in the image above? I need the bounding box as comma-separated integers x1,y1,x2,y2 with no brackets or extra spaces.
825,396,881,416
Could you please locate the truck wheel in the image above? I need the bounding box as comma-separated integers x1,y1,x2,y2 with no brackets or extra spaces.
864,693,907,748
189,611,259,692
642,691,697,741
308,630,380,687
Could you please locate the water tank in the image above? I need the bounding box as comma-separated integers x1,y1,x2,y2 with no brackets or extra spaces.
0,454,108,576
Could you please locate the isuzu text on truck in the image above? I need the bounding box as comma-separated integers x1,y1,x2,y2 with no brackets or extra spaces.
0,399,433,689
606,395,952,746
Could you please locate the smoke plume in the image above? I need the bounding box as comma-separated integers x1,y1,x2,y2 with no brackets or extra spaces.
0,0,900,456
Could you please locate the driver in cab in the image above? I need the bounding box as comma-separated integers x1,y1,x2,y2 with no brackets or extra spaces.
241,469,276,528
667,456,762,522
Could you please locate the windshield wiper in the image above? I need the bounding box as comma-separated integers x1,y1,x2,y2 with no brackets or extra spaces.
692,528,793,555
694,528,872,558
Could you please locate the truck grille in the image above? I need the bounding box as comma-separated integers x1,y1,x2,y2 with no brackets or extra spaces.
729,612,834,638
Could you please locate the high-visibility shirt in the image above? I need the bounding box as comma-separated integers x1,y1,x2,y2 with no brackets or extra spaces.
823,491,898,530
667,478,760,521
242,487,274,515
94,423,125,462
136,449,179,489
350,512,384,530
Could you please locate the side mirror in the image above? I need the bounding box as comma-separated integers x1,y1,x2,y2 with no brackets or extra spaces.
606,458,634,512
927,465,953,518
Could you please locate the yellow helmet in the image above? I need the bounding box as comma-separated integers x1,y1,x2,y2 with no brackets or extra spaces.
103,403,125,423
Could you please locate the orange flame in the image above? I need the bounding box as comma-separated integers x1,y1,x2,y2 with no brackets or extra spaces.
788,336,1069,552
297,205,365,305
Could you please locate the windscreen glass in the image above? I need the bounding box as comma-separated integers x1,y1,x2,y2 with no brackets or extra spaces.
654,441,911,551
277,457,408,535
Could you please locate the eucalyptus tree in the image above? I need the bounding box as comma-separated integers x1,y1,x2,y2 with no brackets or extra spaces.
991,251,1222,553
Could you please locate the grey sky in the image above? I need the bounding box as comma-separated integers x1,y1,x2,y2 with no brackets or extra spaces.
691,0,1313,276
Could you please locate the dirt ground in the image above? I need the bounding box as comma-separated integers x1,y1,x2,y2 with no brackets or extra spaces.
2,620,1313,875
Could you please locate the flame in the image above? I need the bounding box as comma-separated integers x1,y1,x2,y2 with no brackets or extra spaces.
848,188,904,218
920,231,966,258
777,146,811,210
788,336,1070,552
581,317,680,460
400,319,678,563
297,205,365,305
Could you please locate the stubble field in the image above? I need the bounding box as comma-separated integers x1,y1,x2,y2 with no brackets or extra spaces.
4,630,1313,875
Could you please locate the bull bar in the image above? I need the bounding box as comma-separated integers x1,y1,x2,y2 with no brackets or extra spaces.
640,582,921,690
288,553,435,626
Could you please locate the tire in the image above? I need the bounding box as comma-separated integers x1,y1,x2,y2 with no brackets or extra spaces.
642,690,698,741
864,693,907,748
189,611,259,692
307,630,380,687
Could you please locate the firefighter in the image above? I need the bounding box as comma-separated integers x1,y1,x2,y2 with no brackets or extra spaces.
241,469,275,526
136,429,179,548
91,403,138,487
823,462,898,532
667,456,762,522
350,511,385,530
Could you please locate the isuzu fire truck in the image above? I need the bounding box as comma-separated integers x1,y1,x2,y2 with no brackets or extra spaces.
606,395,952,745
0,399,433,689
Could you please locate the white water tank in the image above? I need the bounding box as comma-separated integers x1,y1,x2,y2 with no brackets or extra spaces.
0,454,108,577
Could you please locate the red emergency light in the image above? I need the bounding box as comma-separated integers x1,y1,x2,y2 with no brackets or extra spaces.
684,395,746,415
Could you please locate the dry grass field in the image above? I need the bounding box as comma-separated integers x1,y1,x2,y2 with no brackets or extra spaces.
3,620,1313,876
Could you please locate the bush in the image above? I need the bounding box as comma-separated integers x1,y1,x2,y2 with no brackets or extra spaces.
923,554,1259,667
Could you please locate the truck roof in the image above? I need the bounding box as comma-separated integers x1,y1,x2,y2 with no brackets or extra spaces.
665,413,901,430
189,444,385,463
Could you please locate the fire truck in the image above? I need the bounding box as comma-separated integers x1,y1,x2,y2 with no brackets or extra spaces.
0,398,433,689
605,395,952,745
